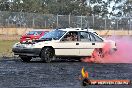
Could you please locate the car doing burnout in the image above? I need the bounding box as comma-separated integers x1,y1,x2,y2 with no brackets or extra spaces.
20,30,49,43
12,28,117,62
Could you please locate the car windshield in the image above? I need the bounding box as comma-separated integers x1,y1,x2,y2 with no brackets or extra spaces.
40,30,66,40
26,31,42,35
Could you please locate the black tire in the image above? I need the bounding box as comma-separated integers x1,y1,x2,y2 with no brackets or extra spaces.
40,47,55,63
19,56,32,62
97,48,104,58
93,48,104,58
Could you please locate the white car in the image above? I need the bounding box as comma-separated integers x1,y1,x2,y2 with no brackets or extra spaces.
12,28,117,62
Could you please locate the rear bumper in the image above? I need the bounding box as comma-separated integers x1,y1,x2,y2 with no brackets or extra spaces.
12,48,41,57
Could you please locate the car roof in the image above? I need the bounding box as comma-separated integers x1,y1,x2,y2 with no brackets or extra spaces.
58,28,96,32
58,28,103,39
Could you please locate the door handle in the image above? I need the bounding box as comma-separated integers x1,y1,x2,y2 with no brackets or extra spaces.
92,43,95,45
76,43,79,45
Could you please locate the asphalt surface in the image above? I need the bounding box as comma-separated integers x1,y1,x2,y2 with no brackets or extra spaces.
0,57,131,88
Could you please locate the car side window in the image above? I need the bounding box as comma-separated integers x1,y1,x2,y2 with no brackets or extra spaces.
62,31,78,41
89,33,103,42
80,32,90,42
89,33,96,41
79,32,103,42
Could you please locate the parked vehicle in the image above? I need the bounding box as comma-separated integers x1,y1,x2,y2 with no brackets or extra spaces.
12,28,117,62
20,30,49,43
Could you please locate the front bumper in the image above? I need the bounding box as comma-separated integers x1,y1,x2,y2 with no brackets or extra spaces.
12,48,41,57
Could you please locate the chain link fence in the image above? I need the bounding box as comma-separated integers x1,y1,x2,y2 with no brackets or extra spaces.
0,11,132,30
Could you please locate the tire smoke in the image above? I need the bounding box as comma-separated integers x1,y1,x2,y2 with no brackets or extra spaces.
82,36,132,63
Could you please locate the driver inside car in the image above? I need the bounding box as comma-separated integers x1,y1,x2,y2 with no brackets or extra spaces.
65,32,77,41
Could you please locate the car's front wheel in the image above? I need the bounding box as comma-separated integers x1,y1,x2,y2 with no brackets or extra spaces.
19,56,32,62
40,47,55,63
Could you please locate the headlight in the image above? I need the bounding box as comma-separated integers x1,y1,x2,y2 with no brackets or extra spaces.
13,42,20,47
32,42,43,48
27,44,35,48
13,42,34,49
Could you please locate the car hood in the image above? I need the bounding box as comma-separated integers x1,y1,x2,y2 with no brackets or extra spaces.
21,38,58,44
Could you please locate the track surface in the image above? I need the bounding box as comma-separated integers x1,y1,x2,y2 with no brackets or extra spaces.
0,57,131,88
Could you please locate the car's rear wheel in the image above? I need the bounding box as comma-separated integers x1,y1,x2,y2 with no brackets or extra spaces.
19,55,32,62
91,48,104,63
92,48,104,58
41,47,55,63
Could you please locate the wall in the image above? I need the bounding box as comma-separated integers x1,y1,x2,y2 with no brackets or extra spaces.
0,28,132,40
0,28,51,35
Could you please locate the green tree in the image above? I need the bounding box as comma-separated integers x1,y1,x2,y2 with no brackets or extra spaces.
46,0,89,15
0,0,10,11
89,0,131,17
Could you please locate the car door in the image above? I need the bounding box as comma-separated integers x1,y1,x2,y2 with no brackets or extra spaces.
78,31,104,56
55,31,80,56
